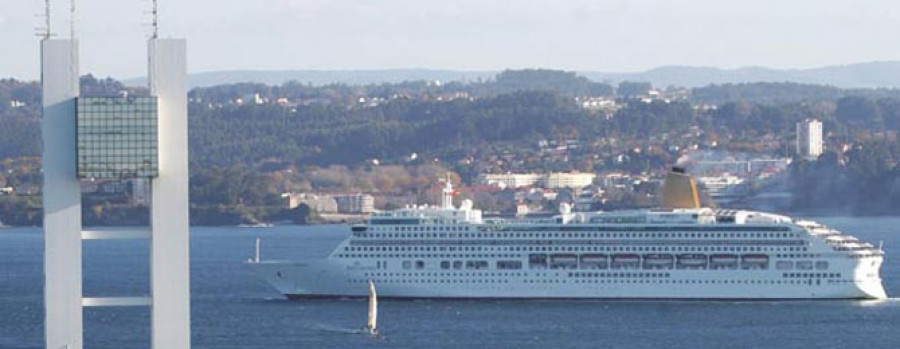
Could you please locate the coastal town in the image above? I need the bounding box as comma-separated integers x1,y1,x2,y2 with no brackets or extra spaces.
2,68,898,226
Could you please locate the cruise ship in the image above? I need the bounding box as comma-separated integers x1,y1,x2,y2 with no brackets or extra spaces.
249,168,887,300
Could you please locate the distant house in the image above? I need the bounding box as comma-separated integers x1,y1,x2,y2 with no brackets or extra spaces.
14,184,40,196
240,93,264,105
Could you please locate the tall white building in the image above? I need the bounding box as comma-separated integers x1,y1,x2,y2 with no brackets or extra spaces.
796,119,823,159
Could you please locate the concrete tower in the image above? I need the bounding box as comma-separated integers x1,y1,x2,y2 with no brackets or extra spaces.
41,7,190,349
42,37,83,349
149,38,191,349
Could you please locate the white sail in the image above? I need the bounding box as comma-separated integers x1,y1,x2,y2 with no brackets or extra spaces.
367,280,377,334
254,237,261,263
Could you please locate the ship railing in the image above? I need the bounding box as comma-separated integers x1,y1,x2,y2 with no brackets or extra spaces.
483,218,557,225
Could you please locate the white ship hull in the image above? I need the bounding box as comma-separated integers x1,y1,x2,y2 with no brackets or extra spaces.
249,256,886,300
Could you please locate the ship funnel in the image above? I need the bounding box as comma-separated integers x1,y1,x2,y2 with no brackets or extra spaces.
661,167,700,209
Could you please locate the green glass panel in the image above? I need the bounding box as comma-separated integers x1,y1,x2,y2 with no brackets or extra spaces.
76,96,159,179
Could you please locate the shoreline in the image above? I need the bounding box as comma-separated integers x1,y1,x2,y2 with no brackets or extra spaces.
3,212,900,228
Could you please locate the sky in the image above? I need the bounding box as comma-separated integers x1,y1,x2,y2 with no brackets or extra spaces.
3,0,900,80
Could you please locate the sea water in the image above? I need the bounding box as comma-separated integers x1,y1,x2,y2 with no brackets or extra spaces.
1,217,899,348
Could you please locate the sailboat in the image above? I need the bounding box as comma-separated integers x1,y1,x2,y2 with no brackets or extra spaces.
366,279,378,335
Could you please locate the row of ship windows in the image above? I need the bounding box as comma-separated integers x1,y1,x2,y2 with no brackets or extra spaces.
775,254,821,258
359,271,841,280
834,246,877,252
364,272,529,278
347,278,852,286
566,279,846,285
337,253,816,261
364,256,831,272
393,260,778,271
368,226,472,233
784,272,842,278
344,246,808,253
569,272,670,278
358,231,799,240
337,254,523,260
776,261,829,271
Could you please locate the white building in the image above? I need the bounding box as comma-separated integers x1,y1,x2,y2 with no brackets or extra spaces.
695,175,748,204
479,172,596,189
334,194,375,214
542,172,596,189
796,119,823,159
241,93,264,105
283,193,338,213
478,173,543,189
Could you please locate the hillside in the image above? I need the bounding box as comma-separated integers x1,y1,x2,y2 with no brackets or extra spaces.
125,69,496,89
123,62,900,89
586,62,900,88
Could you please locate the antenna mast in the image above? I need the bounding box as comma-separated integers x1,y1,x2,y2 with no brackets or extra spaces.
47,0,52,39
36,0,52,39
70,0,75,39
70,0,77,87
151,0,158,39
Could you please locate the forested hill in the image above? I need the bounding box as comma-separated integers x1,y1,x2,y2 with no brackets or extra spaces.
0,79,40,160
6,70,900,171
190,91,601,168
4,69,900,222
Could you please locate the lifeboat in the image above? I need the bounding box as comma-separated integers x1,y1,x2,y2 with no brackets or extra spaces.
611,254,641,269
709,254,739,270
579,254,609,269
642,254,675,269
550,254,578,269
676,254,708,269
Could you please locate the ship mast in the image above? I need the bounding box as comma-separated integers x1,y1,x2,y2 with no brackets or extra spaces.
441,175,454,209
